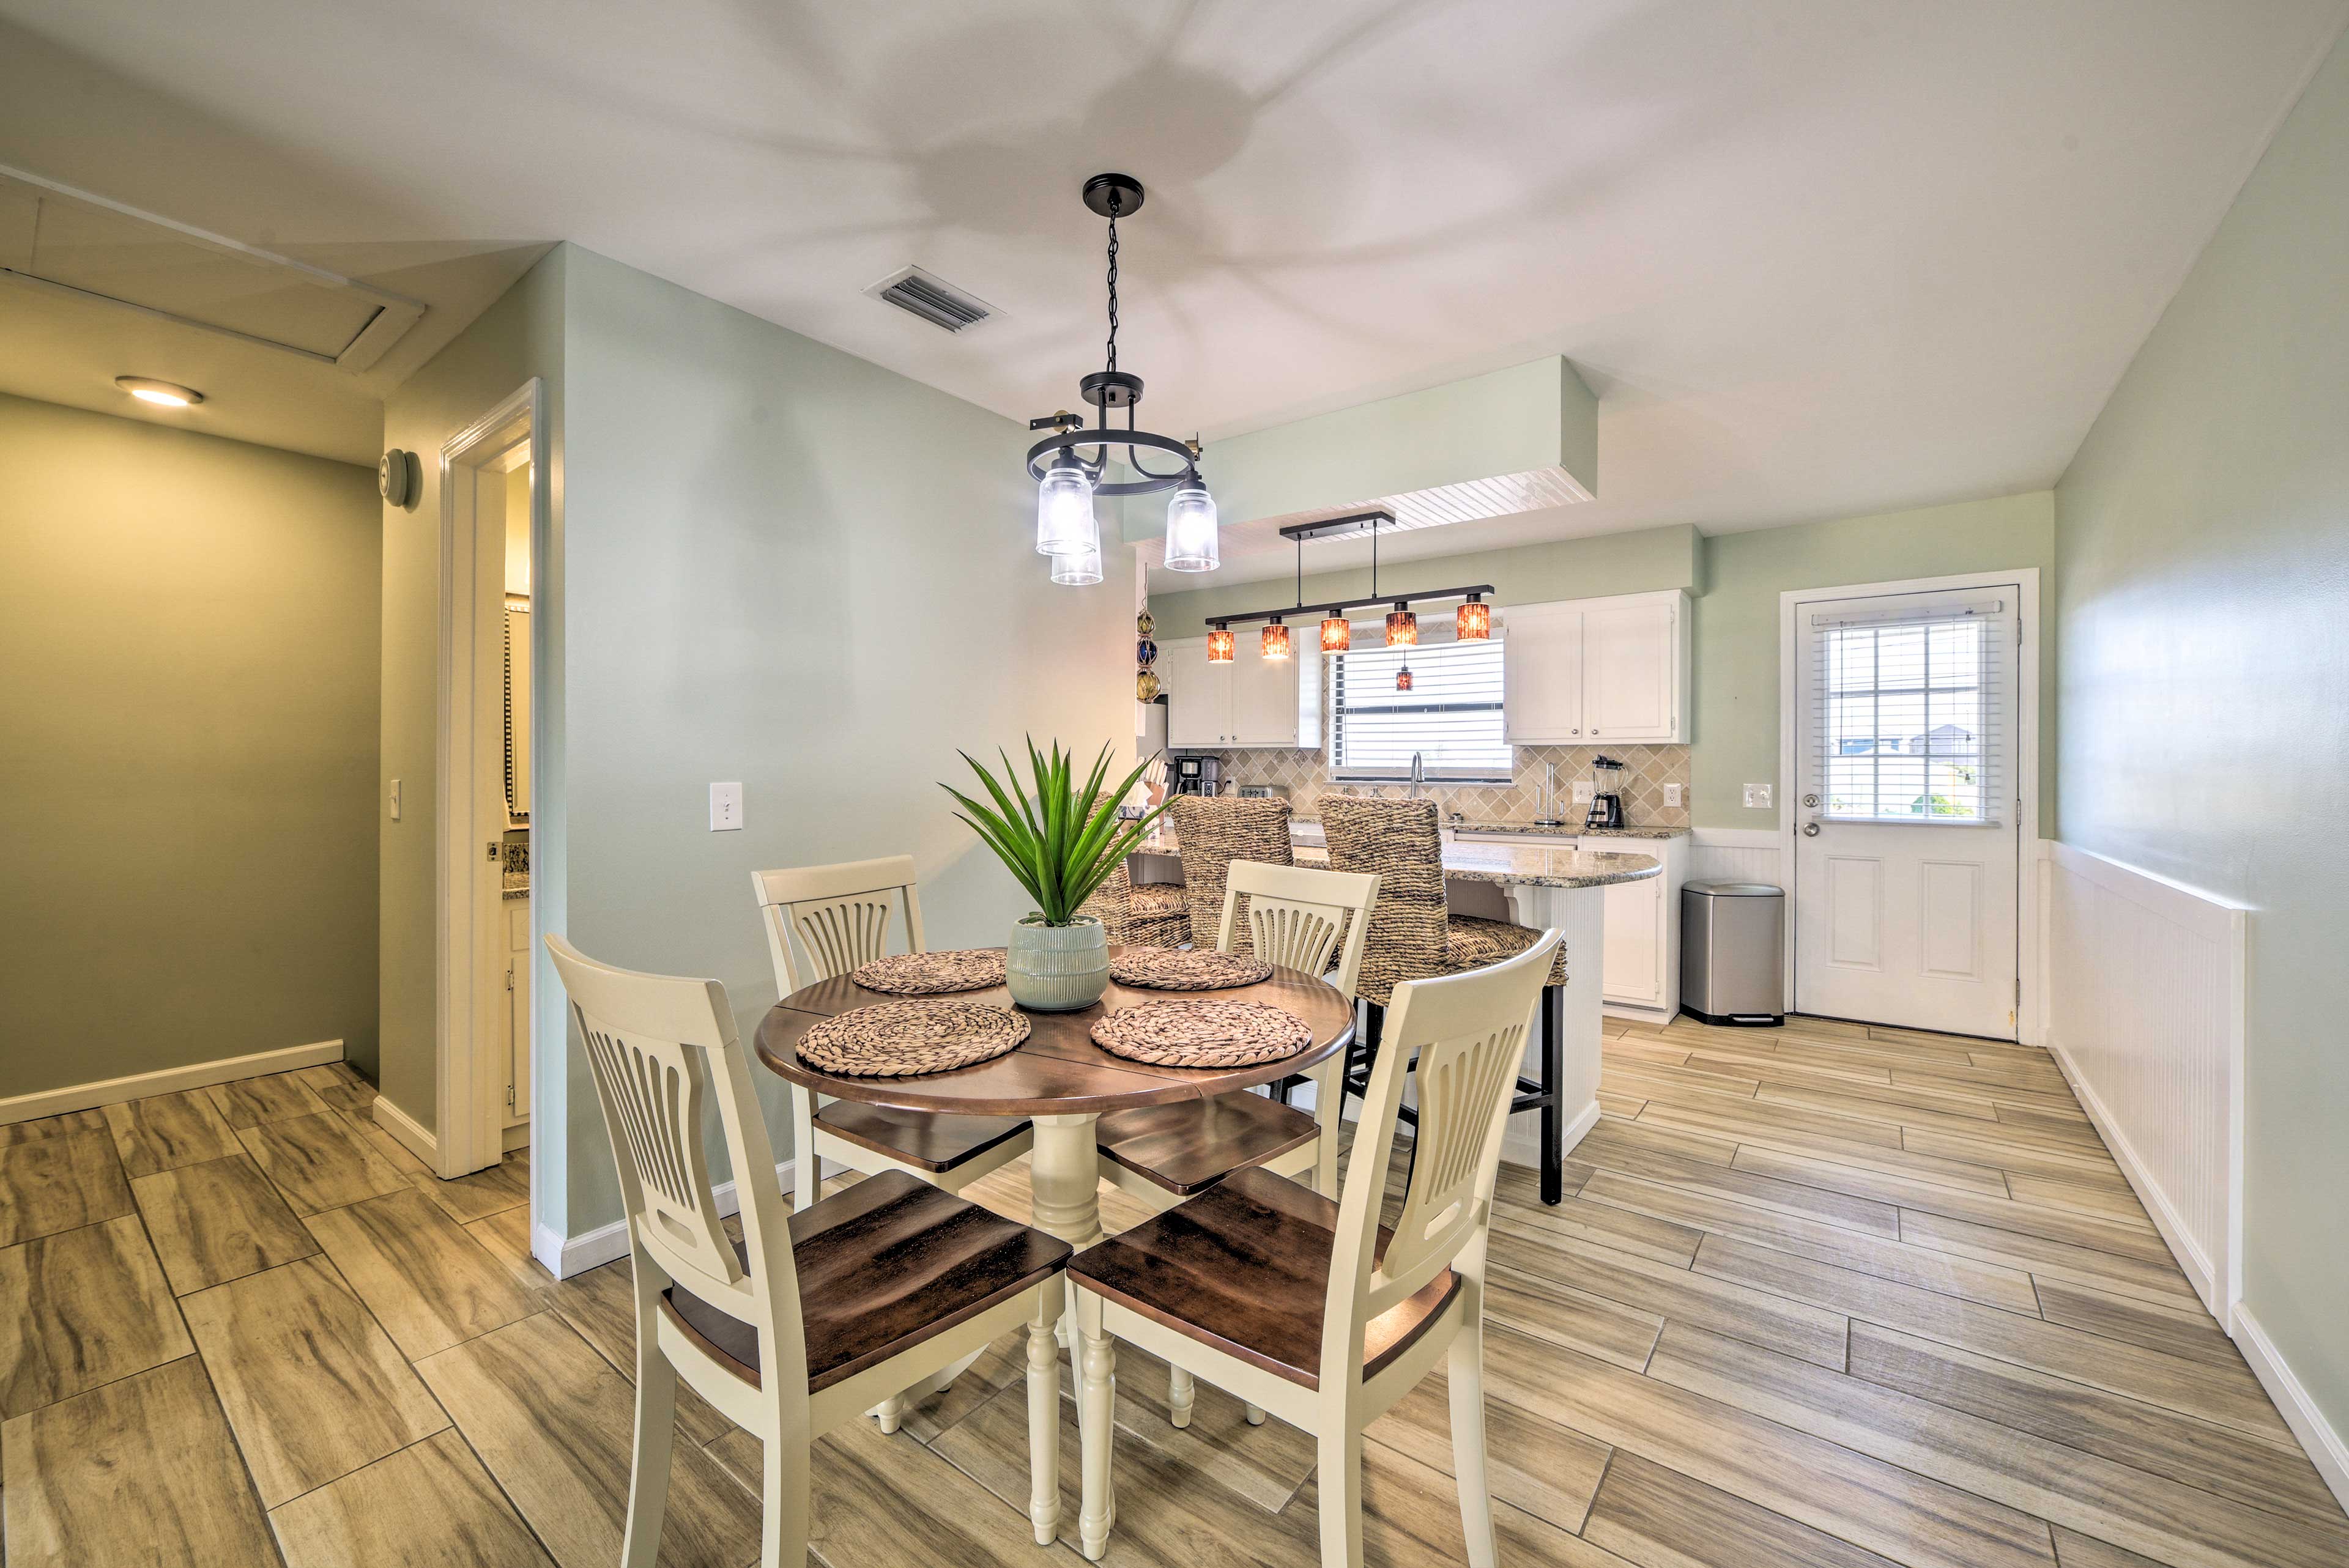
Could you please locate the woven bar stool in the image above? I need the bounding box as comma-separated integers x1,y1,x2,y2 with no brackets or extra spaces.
1318,795,1574,1204
1166,796,1294,958
1077,862,1191,949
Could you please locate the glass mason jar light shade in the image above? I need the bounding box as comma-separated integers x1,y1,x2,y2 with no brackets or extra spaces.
1162,483,1220,573
1036,458,1098,558
1050,538,1102,586
1395,661,1414,692
1457,594,1491,641
1205,626,1236,662
1261,618,1291,660
1319,614,1351,654
1386,603,1419,647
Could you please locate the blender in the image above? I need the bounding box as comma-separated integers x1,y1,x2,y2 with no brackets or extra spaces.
1583,754,1627,830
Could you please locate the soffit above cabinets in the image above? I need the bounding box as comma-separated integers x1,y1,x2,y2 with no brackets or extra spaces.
0,165,425,371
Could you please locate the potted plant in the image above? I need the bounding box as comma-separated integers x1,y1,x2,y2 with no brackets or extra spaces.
943,739,1169,1011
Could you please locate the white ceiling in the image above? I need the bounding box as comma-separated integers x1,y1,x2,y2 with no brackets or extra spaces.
1,1,2341,553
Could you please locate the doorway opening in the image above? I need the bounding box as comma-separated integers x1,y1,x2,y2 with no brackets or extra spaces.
434,380,544,1178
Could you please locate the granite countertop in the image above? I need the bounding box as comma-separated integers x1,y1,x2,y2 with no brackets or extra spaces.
502,875,530,901
1295,841,1661,890
1452,821,1688,841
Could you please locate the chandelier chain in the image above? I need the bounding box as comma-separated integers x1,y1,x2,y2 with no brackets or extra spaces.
1104,191,1121,375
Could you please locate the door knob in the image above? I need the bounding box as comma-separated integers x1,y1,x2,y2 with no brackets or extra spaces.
1802,822,1821,837
1803,793,1819,808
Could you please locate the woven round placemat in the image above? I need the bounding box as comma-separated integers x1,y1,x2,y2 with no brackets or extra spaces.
796,1001,1029,1077
850,949,1006,996
1108,949,1274,991
1090,1000,1313,1068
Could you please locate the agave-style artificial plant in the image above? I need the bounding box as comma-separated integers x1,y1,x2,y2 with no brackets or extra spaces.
943,739,1169,926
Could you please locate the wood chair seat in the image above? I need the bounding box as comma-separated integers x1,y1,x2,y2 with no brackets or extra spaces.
1093,1093,1319,1196
812,1101,1030,1174
664,1171,1071,1393
1068,1167,1460,1391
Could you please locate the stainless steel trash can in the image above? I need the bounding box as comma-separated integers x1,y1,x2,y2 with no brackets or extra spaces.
1681,882,1784,1026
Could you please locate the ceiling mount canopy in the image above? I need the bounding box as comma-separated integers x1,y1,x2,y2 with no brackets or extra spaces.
1029,173,1217,582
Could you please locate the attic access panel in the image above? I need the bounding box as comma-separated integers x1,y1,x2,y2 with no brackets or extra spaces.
0,166,424,371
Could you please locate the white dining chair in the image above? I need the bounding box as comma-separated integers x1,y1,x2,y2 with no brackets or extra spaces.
1067,927,1562,1566
753,857,1036,1207
546,934,1070,1567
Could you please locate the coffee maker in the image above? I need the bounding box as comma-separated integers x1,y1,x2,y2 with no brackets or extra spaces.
1583,754,1627,830
1171,755,1223,796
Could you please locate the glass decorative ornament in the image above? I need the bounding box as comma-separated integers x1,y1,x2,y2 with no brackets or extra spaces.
1050,537,1102,586
1319,613,1351,654
1136,637,1157,668
1261,618,1291,660
1395,661,1414,692
1162,483,1220,572
1457,593,1491,641
1136,608,1154,637
1136,668,1161,701
1386,602,1419,648
1036,457,1098,558
1205,625,1235,662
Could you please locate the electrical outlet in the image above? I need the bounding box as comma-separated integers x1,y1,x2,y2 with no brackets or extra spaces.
388,778,402,821
1664,783,1683,808
710,782,744,831
1572,780,1596,804
1743,782,1772,809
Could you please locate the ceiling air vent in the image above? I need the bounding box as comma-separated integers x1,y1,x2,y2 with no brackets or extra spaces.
866,266,996,333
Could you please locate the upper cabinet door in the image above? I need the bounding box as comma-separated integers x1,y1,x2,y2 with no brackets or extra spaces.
1228,648,1304,747
1161,638,1230,748
1502,605,1584,744
1583,598,1682,741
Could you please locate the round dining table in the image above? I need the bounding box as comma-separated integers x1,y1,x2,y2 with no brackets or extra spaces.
753,947,1356,1259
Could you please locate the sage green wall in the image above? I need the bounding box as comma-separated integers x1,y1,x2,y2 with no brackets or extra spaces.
377,248,565,1136
0,394,379,1096
2055,29,2349,1452
1151,497,2054,829
553,246,1135,1233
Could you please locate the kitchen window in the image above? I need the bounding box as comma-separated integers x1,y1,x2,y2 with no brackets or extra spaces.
1329,637,1512,780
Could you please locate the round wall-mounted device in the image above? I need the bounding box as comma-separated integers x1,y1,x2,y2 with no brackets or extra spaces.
379,449,421,508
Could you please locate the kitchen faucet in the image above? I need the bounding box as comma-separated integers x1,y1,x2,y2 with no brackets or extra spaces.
1408,752,1425,799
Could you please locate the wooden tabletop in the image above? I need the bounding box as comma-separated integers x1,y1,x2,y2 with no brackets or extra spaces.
754,947,1356,1117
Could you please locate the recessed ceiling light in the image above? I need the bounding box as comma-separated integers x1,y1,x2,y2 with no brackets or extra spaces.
116,376,204,407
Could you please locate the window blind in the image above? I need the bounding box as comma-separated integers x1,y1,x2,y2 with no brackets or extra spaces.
1808,597,2007,823
1330,637,1512,779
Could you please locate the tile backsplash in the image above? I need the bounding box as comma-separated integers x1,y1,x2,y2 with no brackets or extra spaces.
1200,742,1692,829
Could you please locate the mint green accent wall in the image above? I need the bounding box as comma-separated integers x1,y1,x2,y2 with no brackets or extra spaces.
0,393,379,1096
1696,493,2056,828
1119,356,1596,542
554,247,1135,1232
2056,29,2349,1449
378,248,566,1152
1152,496,2053,830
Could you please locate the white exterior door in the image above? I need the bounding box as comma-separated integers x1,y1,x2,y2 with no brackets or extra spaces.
1793,586,2021,1039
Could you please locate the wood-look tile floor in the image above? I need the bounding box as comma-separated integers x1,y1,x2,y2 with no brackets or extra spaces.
2,1024,2343,1568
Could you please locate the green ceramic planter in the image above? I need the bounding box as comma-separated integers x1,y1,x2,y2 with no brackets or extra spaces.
1005,914,1110,1012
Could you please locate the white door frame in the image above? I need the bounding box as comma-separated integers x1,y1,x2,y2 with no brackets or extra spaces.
1777,568,2041,1045
434,378,546,1178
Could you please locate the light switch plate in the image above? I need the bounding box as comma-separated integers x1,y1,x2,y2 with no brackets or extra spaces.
1664,783,1683,808
1743,782,1772,808
388,778,402,821
1572,781,1596,804
710,782,744,831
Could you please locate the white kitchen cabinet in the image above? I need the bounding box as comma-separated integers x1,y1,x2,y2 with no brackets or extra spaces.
1502,590,1689,745
1158,635,1319,749
505,900,531,1126
1600,870,1666,1007
1450,829,1689,1015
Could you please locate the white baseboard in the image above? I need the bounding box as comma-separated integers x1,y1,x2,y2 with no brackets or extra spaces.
371,1095,440,1166
2231,1305,2349,1514
0,1039,345,1125
2044,1032,2217,1309
535,1158,798,1279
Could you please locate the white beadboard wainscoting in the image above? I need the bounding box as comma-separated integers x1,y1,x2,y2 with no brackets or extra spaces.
2037,839,2246,1320
1687,827,1783,887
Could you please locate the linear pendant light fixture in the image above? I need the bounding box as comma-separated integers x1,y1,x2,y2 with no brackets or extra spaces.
1207,510,1494,669
1027,174,1216,584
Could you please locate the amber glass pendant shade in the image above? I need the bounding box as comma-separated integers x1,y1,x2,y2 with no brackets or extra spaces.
1319,614,1351,654
1261,619,1291,660
1395,662,1414,692
1205,626,1235,662
1457,595,1491,641
1136,669,1161,701
1386,605,1419,647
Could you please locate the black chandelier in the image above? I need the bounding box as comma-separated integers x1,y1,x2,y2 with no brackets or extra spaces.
1028,174,1219,586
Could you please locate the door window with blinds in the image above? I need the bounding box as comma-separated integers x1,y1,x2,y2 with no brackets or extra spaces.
1329,636,1512,780
1807,597,2009,822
